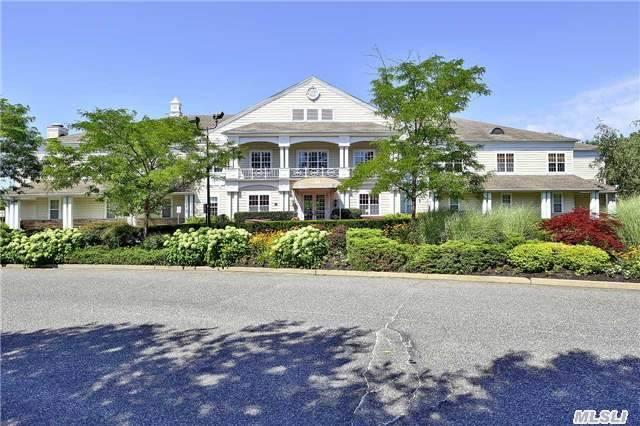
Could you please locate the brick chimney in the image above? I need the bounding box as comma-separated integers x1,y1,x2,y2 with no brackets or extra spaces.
46,123,69,139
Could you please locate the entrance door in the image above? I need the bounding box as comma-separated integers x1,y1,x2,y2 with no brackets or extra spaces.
302,194,326,220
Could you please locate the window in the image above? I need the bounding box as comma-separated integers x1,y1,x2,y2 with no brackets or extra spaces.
552,193,563,214
213,166,224,173
497,153,514,173
249,195,270,212
209,196,218,216
292,109,304,121
359,193,380,216
449,197,460,212
250,151,272,169
400,194,414,214
321,109,333,120
298,151,328,168
446,159,463,172
501,193,512,208
490,127,505,135
353,150,375,166
160,199,172,218
49,199,60,220
106,202,116,219
306,109,318,120
548,153,566,172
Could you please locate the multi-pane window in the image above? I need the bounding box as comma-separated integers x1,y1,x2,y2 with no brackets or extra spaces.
446,159,463,172
298,151,328,168
449,197,460,212
106,202,116,219
209,196,218,216
501,193,512,208
548,153,566,172
292,109,304,121
400,194,414,214
160,199,172,218
353,150,375,166
497,153,514,173
306,109,319,120
249,195,270,212
321,109,333,120
359,194,380,216
213,166,224,173
251,151,272,169
552,193,563,213
49,199,60,220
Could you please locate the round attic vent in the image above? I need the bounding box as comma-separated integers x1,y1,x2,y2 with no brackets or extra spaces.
490,127,505,135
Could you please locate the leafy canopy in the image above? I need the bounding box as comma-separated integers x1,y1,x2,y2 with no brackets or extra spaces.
44,108,233,233
340,56,491,218
0,98,42,195
591,121,640,198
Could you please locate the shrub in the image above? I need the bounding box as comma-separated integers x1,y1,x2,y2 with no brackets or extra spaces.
78,221,124,246
1,227,26,264
65,247,170,265
327,225,347,252
541,208,623,252
249,231,286,266
508,242,567,272
100,223,141,248
240,217,409,233
11,228,85,266
272,226,329,269
404,240,509,274
346,228,410,271
330,208,362,219
164,226,251,267
205,226,251,268
556,245,610,275
141,233,169,250
616,247,640,279
185,216,205,225
383,222,421,244
445,207,543,243
616,196,640,247
234,211,297,223
413,211,451,244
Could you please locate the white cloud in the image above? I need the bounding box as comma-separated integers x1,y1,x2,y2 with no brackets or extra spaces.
523,76,640,141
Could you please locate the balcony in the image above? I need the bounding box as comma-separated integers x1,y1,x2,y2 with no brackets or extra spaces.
239,168,280,180
289,168,341,178
227,168,351,180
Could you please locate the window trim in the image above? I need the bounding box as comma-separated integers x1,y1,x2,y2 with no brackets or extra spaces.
292,109,305,121
449,196,460,212
105,201,117,219
306,109,319,121
496,153,515,173
209,196,219,216
48,197,61,220
321,109,333,121
248,194,270,212
159,198,173,218
358,192,380,216
296,150,329,168
547,152,567,174
352,149,375,167
501,193,512,208
552,192,563,214
250,151,272,169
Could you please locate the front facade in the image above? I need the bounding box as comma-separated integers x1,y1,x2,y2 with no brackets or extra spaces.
4,76,616,230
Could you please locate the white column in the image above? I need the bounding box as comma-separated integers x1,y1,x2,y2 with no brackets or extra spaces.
62,196,74,229
6,200,15,229
607,193,617,215
482,192,492,214
393,191,401,214
279,147,285,168
339,147,344,168
433,195,439,212
590,191,600,217
228,192,234,217
13,200,21,229
343,146,349,169
541,192,552,219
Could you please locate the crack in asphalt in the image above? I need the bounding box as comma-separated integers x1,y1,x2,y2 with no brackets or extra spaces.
352,303,423,425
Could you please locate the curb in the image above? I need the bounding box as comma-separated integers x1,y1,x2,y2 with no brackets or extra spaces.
3,263,640,291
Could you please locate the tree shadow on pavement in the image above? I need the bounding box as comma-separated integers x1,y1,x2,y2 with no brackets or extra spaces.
2,322,639,425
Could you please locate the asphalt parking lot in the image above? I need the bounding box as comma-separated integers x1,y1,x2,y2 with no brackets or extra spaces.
2,268,639,425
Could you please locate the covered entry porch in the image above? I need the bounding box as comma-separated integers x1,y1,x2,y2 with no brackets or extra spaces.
291,177,341,220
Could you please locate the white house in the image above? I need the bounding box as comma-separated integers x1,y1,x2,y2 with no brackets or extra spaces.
4,76,616,230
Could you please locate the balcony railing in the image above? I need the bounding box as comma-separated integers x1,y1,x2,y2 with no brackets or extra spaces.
289,168,340,178
239,168,280,179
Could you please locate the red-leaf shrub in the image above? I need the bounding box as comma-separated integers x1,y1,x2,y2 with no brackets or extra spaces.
541,208,623,252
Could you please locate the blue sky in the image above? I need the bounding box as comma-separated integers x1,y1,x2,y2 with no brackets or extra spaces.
3,2,639,140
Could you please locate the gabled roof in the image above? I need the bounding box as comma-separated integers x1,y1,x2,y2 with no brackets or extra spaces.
224,121,392,136
574,142,599,151
215,76,377,131
453,118,577,143
484,175,606,192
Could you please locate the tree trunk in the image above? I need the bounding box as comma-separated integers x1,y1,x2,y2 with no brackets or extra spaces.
143,199,150,237
411,195,418,221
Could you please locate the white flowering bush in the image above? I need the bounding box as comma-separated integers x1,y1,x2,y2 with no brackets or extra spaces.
271,226,329,269
164,226,251,267
3,228,85,266
1,226,27,264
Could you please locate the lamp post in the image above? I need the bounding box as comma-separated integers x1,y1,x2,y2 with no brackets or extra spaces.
192,112,224,227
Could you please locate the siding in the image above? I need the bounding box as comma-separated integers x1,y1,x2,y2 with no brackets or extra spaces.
476,142,575,175
290,142,340,168
573,151,598,179
239,143,281,169
75,198,105,219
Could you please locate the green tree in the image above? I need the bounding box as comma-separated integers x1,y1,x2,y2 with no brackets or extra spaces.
340,56,490,219
44,108,236,235
591,121,640,198
0,98,42,195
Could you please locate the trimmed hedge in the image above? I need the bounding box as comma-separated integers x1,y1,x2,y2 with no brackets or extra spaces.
556,245,610,275
405,241,509,274
508,242,610,275
507,242,565,272
65,247,170,265
234,211,297,223
346,229,411,271
241,218,410,233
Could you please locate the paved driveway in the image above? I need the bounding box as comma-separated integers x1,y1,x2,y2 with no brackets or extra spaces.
2,268,639,425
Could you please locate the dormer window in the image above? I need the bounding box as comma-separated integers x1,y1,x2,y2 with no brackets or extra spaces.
490,127,505,135
321,109,333,120
291,108,333,121
292,109,304,121
306,109,319,120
